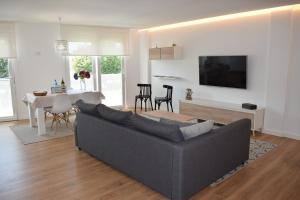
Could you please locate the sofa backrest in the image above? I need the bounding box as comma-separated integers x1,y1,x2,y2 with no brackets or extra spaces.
75,112,176,198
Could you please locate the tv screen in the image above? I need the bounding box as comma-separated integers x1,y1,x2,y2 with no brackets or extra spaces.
199,56,247,89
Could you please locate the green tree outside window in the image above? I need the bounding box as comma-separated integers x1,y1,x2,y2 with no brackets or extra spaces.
72,56,122,74
0,58,9,78
72,56,93,73
100,56,121,74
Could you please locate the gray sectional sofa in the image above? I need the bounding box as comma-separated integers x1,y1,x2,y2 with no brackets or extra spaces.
74,102,251,200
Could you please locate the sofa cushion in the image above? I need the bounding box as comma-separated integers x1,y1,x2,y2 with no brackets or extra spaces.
97,104,132,124
160,117,196,127
129,114,184,142
180,120,214,140
75,99,99,116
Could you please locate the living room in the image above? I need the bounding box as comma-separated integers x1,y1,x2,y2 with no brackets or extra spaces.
0,0,300,200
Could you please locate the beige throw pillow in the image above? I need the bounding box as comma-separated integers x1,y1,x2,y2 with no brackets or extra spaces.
180,120,214,140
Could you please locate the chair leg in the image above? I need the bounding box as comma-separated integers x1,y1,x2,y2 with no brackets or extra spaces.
51,114,56,128
149,98,153,111
66,112,71,127
67,112,71,127
158,102,161,110
145,99,148,112
134,98,137,113
63,113,68,128
51,113,59,134
166,101,169,112
140,98,143,111
155,101,157,110
54,115,59,134
170,101,174,112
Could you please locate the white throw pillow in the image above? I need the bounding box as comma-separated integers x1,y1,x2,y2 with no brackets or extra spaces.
180,120,214,140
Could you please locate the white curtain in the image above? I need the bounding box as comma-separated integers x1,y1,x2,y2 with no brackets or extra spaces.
61,25,129,56
0,22,16,58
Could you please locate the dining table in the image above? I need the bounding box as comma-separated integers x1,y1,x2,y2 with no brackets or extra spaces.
23,90,105,135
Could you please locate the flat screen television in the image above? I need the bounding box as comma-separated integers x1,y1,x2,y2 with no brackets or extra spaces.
199,56,247,89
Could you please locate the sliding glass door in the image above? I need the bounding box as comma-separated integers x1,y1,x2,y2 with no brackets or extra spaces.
0,58,16,120
100,56,123,107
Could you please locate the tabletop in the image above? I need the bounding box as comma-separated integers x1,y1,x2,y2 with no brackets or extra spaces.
23,90,105,109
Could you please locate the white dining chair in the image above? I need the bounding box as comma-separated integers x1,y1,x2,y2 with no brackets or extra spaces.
50,94,72,130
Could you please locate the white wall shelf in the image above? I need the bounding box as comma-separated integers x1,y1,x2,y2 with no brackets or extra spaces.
153,75,180,80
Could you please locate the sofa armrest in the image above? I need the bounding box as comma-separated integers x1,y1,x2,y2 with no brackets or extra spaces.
171,119,251,200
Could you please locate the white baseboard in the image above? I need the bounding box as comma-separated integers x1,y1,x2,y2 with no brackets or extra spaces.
262,129,300,140
282,131,300,140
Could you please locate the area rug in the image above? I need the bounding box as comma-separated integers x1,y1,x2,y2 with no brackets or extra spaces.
211,139,277,186
10,121,74,145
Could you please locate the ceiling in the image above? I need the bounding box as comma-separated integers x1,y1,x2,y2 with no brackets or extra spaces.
0,0,299,28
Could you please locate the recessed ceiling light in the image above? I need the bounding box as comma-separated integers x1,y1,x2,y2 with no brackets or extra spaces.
139,4,300,32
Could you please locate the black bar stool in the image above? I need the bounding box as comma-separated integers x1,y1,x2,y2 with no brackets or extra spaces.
155,85,173,112
134,84,153,113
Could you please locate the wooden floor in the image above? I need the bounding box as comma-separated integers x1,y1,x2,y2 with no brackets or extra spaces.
0,119,299,200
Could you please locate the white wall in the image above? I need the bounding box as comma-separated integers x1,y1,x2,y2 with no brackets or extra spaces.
282,10,300,139
137,9,300,139
124,29,141,108
139,31,151,83
14,23,65,119
149,14,270,111
264,10,292,136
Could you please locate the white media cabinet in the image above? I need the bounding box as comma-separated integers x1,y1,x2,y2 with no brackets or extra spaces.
179,99,265,136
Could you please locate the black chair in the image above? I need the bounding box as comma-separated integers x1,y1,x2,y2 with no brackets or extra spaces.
135,84,153,113
155,85,173,112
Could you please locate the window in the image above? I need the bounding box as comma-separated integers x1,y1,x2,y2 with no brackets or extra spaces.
69,56,95,91
68,56,124,107
0,58,9,78
62,25,129,107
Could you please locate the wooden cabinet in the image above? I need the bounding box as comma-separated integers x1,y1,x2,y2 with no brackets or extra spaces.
149,46,181,60
179,99,265,136
161,47,174,59
149,48,161,60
